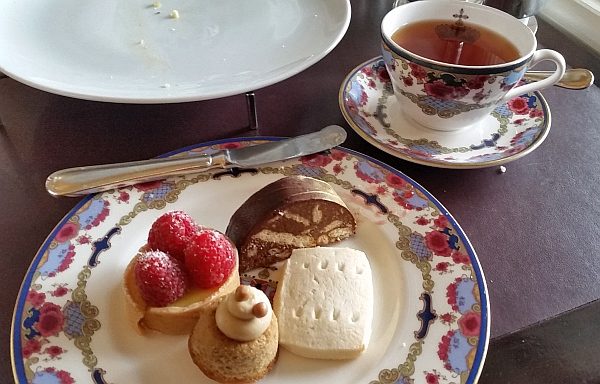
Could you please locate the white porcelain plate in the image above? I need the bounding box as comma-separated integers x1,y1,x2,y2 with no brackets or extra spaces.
12,138,489,383
340,57,551,169
0,0,350,103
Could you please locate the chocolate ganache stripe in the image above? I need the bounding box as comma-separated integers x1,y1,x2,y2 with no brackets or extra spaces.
226,176,356,272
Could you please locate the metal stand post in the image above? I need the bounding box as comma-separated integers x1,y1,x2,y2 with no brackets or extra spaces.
0,72,7,131
245,91,258,131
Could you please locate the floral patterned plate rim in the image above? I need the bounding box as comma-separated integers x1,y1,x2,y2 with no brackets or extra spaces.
339,56,551,169
11,137,490,384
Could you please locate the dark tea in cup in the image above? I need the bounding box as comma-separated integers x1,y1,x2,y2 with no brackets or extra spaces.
380,0,566,131
390,19,520,66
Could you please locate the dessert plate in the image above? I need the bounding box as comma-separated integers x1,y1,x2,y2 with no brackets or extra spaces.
11,138,489,384
339,57,551,169
0,0,350,103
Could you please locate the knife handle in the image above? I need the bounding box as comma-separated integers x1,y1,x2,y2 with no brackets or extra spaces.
46,152,227,197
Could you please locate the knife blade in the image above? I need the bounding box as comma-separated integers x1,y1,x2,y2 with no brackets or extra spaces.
45,125,347,197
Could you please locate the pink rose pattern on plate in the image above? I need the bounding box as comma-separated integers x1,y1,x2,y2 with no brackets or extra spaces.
13,141,488,384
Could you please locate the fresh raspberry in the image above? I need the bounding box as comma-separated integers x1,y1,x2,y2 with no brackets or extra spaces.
148,211,200,262
184,230,236,289
134,250,188,307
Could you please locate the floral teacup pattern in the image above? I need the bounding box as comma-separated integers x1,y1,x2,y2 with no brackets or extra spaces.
339,57,550,169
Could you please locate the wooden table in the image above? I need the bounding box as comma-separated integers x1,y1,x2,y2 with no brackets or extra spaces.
2,1,599,382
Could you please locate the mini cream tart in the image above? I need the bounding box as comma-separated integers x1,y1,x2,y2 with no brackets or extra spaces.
216,285,272,341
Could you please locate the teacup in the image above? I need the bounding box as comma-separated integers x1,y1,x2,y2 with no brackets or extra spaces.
381,0,565,132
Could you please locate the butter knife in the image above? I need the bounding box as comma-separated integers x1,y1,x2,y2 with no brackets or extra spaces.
46,125,347,197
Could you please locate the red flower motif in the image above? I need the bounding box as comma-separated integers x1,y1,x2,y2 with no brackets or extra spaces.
56,370,75,384
301,153,333,168
332,164,343,175
55,222,79,243
435,261,450,272
416,217,429,226
451,250,471,264
425,231,452,256
437,330,455,361
508,97,530,114
424,80,469,100
51,286,69,297
402,76,414,86
354,163,384,184
377,66,390,82
118,191,130,203
440,312,454,324
446,279,459,311
84,201,109,230
424,80,454,99
22,338,42,358
330,149,346,161
134,180,163,192
222,142,242,149
56,245,76,274
433,215,449,229
36,303,64,337
43,368,74,384
466,75,489,90
359,90,369,106
40,302,61,314
394,196,416,210
409,63,428,79
425,372,439,384
362,66,374,77
385,172,407,189
76,235,91,244
529,108,543,118
458,311,481,337
44,345,65,358
26,290,46,307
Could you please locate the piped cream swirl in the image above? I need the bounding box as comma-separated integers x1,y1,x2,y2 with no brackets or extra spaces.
216,285,272,341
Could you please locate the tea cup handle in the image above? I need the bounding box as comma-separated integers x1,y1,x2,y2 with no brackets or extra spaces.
502,49,566,102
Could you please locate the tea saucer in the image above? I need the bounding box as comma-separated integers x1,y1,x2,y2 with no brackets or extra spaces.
339,57,551,169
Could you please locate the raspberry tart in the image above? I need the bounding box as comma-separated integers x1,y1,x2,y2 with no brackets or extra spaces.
123,212,240,335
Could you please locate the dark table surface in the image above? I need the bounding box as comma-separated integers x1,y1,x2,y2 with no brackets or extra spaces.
2,1,600,383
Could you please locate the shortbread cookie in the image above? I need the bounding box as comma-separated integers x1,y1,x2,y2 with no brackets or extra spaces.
273,247,373,359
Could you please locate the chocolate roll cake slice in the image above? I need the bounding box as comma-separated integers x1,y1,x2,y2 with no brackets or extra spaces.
226,176,356,272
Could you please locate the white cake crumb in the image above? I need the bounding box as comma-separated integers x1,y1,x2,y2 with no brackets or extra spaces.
161,83,171,88
152,1,161,8
498,165,507,174
169,9,180,19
